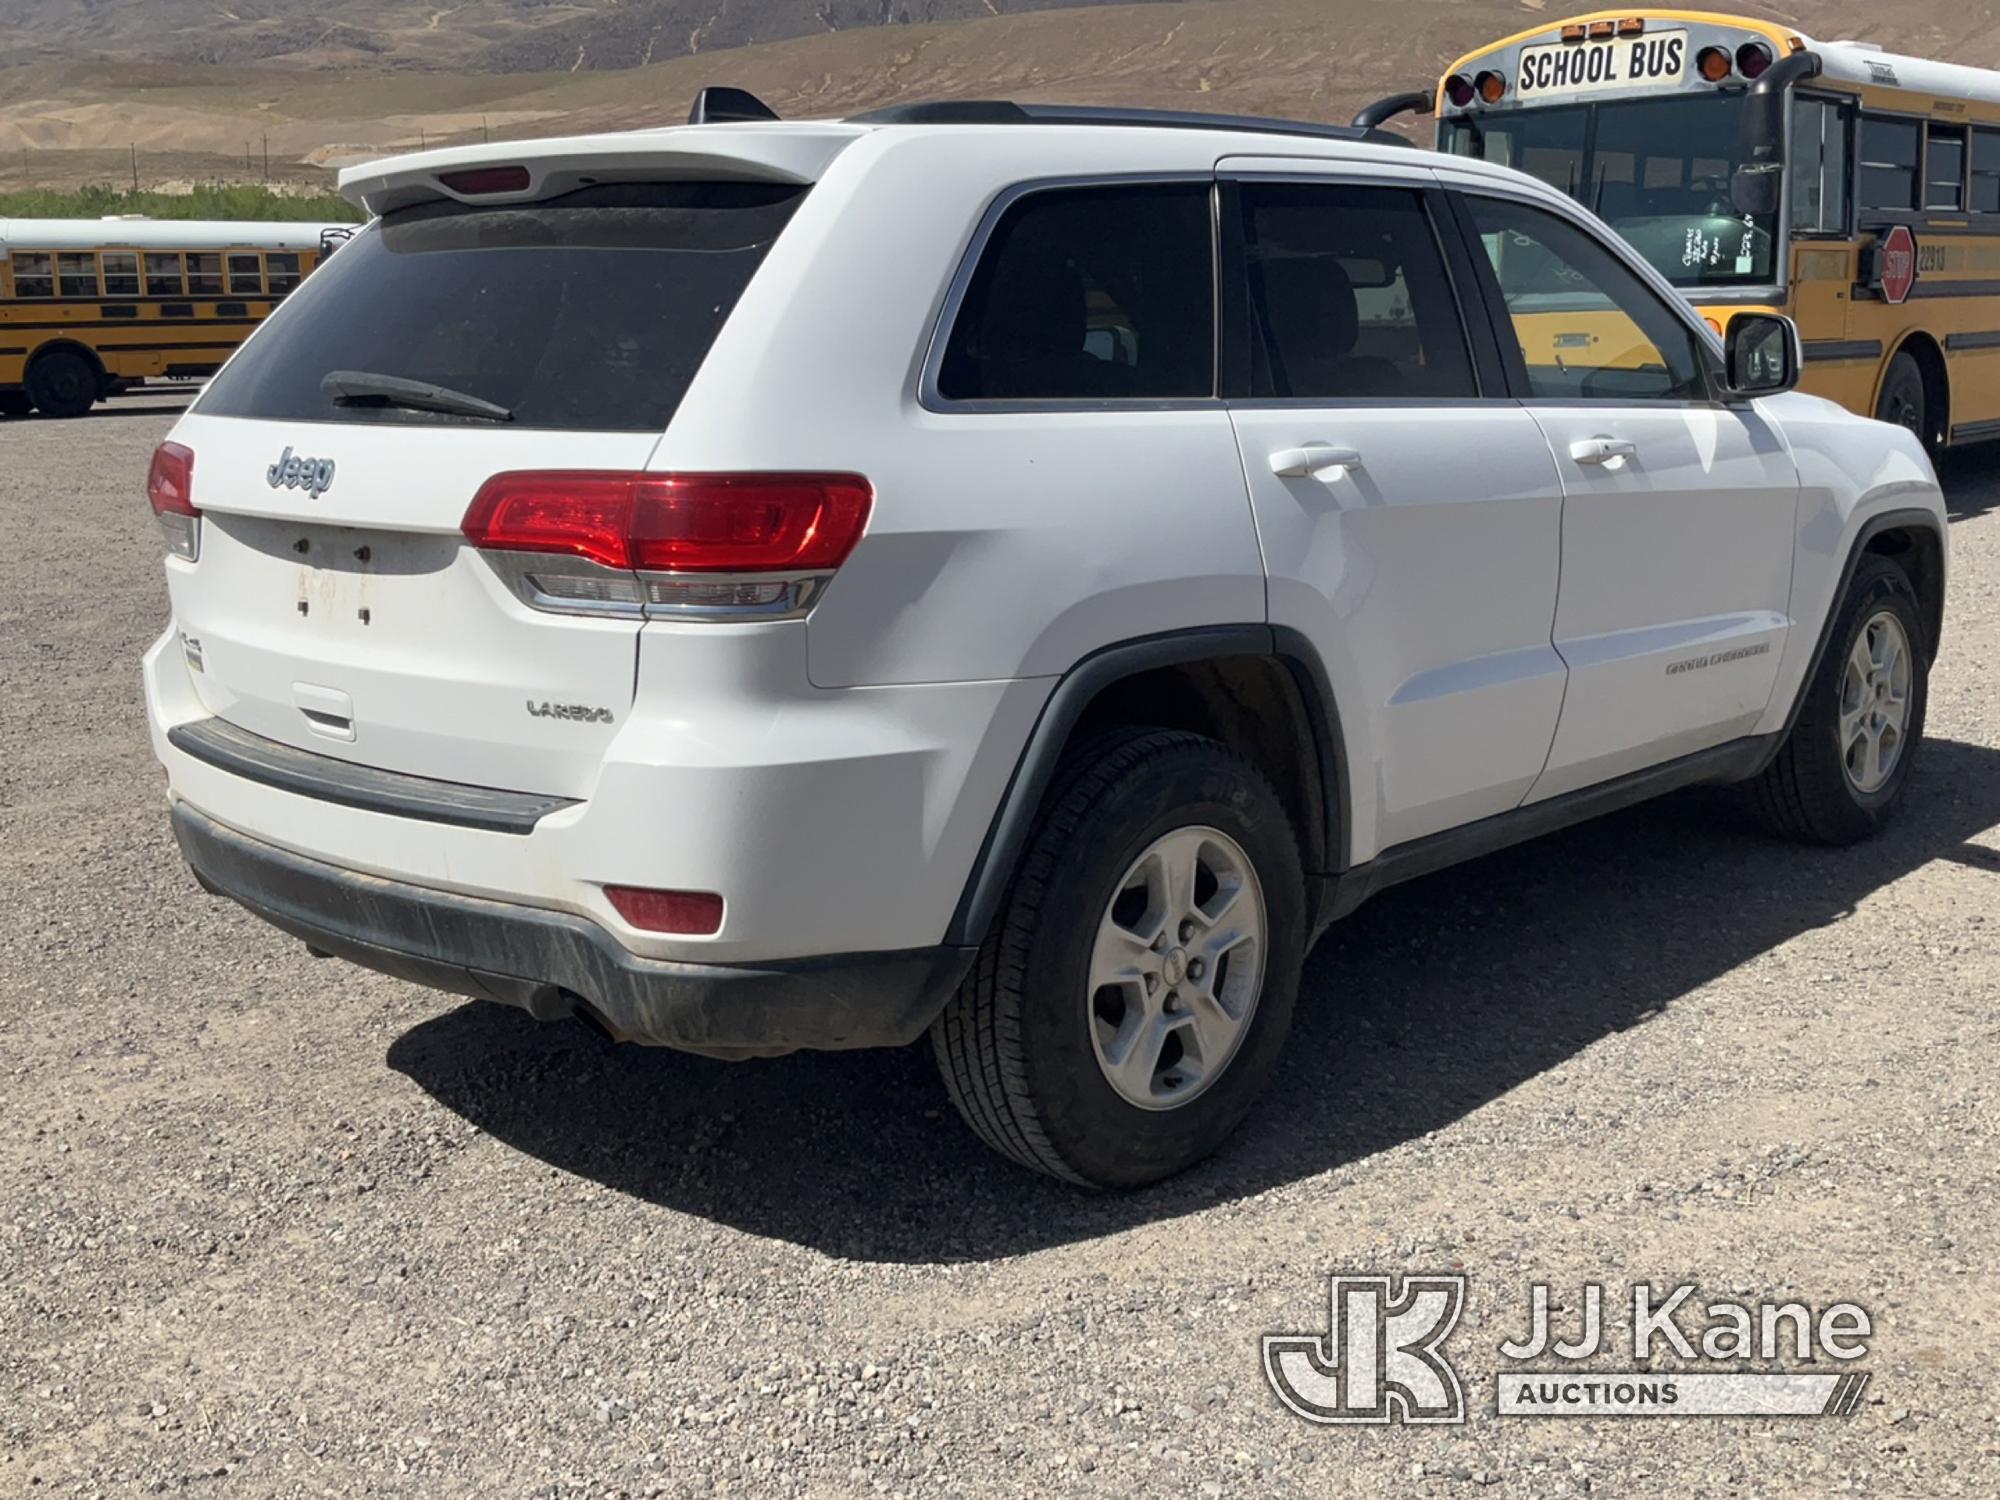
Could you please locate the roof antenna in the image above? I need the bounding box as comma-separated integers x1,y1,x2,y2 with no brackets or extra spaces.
688,87,780,125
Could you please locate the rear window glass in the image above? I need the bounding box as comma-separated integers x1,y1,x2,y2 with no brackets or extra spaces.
197,181,807,432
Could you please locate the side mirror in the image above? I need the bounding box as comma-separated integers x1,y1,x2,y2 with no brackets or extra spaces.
1731,163,1782,218
1721,312,1801,399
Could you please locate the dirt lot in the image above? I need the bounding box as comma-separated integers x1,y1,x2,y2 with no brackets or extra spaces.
2,394,1997,1497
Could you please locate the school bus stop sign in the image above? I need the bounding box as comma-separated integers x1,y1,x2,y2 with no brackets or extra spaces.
1879,225,1918,305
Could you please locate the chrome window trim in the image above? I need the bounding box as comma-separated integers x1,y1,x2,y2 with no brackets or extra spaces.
916,172,1223,415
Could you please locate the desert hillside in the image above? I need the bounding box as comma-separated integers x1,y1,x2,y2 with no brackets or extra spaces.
1,0,1996,189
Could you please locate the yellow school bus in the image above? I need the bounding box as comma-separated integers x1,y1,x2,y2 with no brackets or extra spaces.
1372,10,2000,451
0,219,352,418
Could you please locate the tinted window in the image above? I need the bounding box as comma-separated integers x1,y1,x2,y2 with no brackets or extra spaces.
12,251,53,298
266,253,301,294
198,182,805,432
144,253,183,296
101,251,140,296
58,252,98,298
1976,129,2000,214
1928,126,1966,211
228,253,264,294
1463,195,1708,402
187,253,223,296
1860,116,1921,212
1792,97,1850,235
937,184,1213,401
1232,183,1474,400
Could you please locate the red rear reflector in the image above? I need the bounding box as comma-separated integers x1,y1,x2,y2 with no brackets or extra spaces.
463,471,873,574
439,165,531,195
147,441,197,515
604,885,725,935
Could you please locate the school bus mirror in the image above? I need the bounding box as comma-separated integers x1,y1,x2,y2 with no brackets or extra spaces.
1722,313,1801,399
1731,164,1782,219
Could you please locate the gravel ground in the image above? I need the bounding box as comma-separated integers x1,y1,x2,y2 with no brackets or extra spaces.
3,393,1997,1498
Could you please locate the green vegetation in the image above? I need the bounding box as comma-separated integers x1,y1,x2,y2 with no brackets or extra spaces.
0,184,361,222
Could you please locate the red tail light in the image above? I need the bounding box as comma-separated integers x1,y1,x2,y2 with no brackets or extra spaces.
147,441,200,561
604,885,725,936
462,471,873,619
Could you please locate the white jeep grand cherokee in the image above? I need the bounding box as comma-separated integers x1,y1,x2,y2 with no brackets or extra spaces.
144,96,1946,1187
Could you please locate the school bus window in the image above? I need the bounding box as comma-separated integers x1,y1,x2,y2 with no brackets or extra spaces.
1972,129,2000,213
1859,116,1921,212
58,252,100,298
1928,126,1967,212
186,253,223,296
12,252,54,298
145,253,184,295
1791,97,1850,235
227,253,264,294
267,253,301,294
101,251,141,297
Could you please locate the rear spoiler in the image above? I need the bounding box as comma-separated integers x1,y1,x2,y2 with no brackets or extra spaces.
336,127,863,217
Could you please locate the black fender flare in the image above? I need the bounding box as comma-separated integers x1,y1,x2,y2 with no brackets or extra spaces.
943,625,1351,948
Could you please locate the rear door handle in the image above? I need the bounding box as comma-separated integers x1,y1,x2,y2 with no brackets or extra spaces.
1269,443,1362,479
1569,436,1638,467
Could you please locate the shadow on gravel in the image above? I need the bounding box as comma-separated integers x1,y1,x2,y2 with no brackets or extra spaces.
1939,443,2000,524
389,737,2000,1264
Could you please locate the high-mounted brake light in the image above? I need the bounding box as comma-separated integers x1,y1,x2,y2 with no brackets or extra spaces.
147,441,200,561
438,165,532,195
462,471,874,620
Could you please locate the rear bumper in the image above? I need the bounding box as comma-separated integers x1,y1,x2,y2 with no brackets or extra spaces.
174,803,974,1054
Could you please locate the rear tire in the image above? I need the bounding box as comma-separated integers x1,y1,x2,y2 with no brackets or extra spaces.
931,729,1305,1188
24,349,99,419
1750,556,1928,845
1874,350,1928,450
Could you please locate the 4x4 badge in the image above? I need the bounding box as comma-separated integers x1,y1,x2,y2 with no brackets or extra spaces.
267,446,337,497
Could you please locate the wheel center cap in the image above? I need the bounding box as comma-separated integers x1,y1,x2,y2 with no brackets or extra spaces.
1162,948,1189,987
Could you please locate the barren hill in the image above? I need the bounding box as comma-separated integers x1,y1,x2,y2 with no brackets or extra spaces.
1,0,1997,186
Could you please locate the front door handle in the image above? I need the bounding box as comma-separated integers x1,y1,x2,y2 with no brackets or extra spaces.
1569,435,1638,467
1269,443,1362,479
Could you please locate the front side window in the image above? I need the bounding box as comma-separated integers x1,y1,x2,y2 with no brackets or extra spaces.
1928,126,1967,211
1230,182,1476,400
101,251,140,296
227,253,264,294
11,252,54,298
1792,97,1851,235
145,253,184,296
58,253,99,297
937,184,1214,401
1860,116,1921,212
1462,194,1708,402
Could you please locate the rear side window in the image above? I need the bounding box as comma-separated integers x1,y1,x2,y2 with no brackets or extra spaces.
1230,182,1476,400
198,182,807,432
937,184,1214,401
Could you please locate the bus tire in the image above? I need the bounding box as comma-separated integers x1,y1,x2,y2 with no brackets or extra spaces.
1874,351,1927,449
24,348,99,419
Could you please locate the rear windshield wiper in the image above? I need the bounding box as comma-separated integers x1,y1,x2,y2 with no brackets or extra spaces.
321,370,513,422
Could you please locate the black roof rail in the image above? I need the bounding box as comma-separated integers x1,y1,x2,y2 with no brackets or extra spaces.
688,86,780,125
844,99,1418,146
